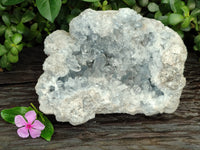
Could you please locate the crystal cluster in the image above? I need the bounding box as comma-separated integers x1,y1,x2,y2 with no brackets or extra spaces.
36,8,187,125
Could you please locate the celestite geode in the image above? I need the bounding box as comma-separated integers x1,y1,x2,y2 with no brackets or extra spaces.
35,8,187,125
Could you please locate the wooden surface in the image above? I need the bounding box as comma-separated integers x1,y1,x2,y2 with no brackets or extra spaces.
0,47,200,150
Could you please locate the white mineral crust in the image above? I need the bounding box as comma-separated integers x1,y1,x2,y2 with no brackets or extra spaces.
35,8,187,125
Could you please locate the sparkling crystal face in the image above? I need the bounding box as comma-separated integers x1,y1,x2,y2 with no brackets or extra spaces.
52,33,164,98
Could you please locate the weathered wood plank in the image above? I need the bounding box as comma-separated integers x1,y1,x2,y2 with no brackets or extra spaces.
0,48,200,149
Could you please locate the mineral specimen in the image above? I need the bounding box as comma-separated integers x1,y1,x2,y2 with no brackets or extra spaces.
35,8,187,125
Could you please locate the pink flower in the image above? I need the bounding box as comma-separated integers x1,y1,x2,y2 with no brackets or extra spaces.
15,110,45,138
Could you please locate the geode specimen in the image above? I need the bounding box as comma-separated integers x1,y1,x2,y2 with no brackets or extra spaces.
35,8,187,125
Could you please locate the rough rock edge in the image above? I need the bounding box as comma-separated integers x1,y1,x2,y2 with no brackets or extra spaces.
36,8,187,125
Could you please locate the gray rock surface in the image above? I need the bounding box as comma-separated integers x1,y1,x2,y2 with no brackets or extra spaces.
35,8,187,125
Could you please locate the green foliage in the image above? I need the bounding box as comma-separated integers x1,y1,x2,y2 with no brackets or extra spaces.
1,0,25,6
1,107,33,124
148,2,159,12
30,103,54,141
194,34,200,50
36,0,62,23
138,0,149,7
0,0,56,70
21,10,36,23
122,0,136,7
37,111,54,141
82,0,100,2
187,0,196,10
0,0,200,70
168,13,184,25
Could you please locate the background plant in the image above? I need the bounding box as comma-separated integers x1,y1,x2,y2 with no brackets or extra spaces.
0,0,200,70
0,0,56,70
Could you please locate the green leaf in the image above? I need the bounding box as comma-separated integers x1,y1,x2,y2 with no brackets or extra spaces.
16,44,23,52
1,0,24,5
0,3,6,11
36,0,62,23
30,102,54,141
194,35,200,44
62,0,68,4
196,43,200,50
132,4,142,13
181,5,190,17
191,8,200,16
82,0,100,2
36,32,42,43
169,0,184,13
161,0,169,4
30,23,38,31
10,25,17,33
10,47,18,55
16,22,30,36
169,0,176,12
154,11,162,19
138,0,149,7
102,4,111,10
11,7,22,24
2,13,10,26
5,28,13,40
12,33,23,45
0,55,9,68
147,2,159,12
192,17,199,31
1,107,33,124
21,10,35,23
196,0,200,8
181,16,191,28
37,112,54,141
7,51,19,63
187,0,196,10
16,22,26,34
0,25,6,36
194,38,200,50
0,44,7,56
193,45,198,51
122,0,136,6
102,0,108,6
158,15,169,25
180,26,191,32
6,63,12,71
168,13,184,25
93,1,102,8
4,39,12,50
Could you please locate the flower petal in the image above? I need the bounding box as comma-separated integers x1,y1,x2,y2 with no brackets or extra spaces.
29,128,41,138
25,110,36,124
15,115,26,127
17,127,29,138
32,120,45,130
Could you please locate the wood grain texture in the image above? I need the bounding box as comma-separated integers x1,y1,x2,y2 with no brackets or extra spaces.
0,47,200,150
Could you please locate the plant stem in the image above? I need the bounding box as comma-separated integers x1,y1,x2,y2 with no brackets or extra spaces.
30,103,39,113
30,103,45,122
